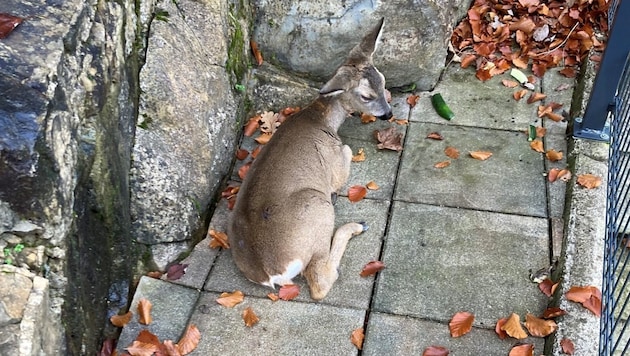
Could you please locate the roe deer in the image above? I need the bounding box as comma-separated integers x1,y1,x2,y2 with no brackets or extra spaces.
228,18,392,300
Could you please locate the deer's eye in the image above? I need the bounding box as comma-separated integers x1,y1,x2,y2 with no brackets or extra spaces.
360,95,373,102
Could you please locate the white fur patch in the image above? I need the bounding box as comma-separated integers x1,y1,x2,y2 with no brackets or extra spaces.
262,259,304,288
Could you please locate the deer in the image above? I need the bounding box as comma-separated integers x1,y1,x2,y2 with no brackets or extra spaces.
228,18,392,300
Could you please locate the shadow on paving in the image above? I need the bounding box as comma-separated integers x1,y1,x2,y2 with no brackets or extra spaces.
118,64,577,355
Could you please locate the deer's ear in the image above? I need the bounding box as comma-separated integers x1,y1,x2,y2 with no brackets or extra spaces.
319,69,351,96
346,17,385,64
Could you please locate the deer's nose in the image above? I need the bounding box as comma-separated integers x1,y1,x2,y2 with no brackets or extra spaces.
377,110,393,120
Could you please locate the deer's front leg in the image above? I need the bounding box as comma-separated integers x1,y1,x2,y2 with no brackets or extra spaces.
331,144,353,191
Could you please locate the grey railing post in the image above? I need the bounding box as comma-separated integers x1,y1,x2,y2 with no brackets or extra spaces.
573,0,630,141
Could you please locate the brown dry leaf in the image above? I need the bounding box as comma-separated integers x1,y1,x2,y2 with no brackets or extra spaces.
525,313,557,337
236,148,249,160
166,263,188,281
137,299,152,325
125,341,158,356
374,127,403,151
513,89,529,101
538,279,559,297
583,294,603,317
508,343,534,356
449,311,474,337
502,79,519,88
392,118,409,125
238,161,251,180
561,338,575,355
0,13,23,39
422,345,450,356
352,148,366,162
146,271,163,279
267,293,279,302
162,340,181,356
469,151,492,160
546,149,563,162
565,285,602,316
136,329,161,346
351,328,364,350
243,115,260,137
536,126,547,138
251,145,262,159
361,112,377,124
216,291,244,308
461,53,477,68
495,318,508,340
530,140,544,153
407,94,420,108
242,307,260,327
426,132,444,140
544,111,564,122
434,160,451,169
366,181,379,190
255,133,272,145
577,174,602,189
501,313,528,339
208,229,230,249
348,185,368,203
360,260,385,277
559,67,576,78
259,111,279,134
527,92,547,104
278,284,300,301
444,146,460,159
542,307,568,319
557,169,572,182
110,311,132,327
537,105,553,118
250,40,263,66
176,324,201,355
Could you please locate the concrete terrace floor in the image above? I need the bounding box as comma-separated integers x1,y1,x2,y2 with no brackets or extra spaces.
116,63,603,355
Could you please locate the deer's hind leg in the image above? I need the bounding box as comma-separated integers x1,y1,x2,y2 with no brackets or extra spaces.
304,221,368,300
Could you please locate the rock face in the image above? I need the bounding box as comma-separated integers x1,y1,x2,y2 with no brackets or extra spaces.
252,0,473,90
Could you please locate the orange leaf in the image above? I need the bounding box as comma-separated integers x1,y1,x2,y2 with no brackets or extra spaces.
243,116,260,137
374,127,403,151
208,229,230,249
560,338,575,355
267,293,279,302
238,161,251,180
576,174,602,189
426,132,444,140
502,79,519,88
546,149,563,162
110,311,132,327
422,345,450,356
501,313,528,339
361,112,377,124
444,146,460,159
527,92,547,104
351,327,364,350
530,140,544,153
449,311,474,337
352,148,366,162
536,126,547,138
251,145,262,159
513,89,529,101
469,151,492,160
216,290,244,308
524,313,557,337
366,181,379,190
407,94,420,108
360,261,385,277
542,307,567,319
236,148,249,160
557,169,572,182
565,285,596,303
434,160,451,169
278,284,300,301
460,53,477,68
250,40,263,66
495,318,508,339
242,307,260,327
254,133,272,145
125,341,158,356
176,324,201,355
544,111,563,122
137,299,152,325
162,340,180,356
559,67,576,78
136,329,160,346
348,185,368,203
508,343,534,356
583,294,602,317
538,279,558,297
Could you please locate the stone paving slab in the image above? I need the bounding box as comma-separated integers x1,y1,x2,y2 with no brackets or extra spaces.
205,198,390,310
363,312,545,356
188,292,364,355
395,122,547,217
373,201,549,327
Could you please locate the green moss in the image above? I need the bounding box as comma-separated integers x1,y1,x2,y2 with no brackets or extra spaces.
226,7,249,89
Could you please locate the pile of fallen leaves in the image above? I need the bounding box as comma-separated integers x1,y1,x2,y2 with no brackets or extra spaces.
451,0,609,80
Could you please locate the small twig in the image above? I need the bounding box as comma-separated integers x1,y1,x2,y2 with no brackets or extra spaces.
535,22,580,57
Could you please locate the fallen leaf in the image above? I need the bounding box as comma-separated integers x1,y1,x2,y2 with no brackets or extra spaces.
577,174,602,189
99,338,116,356
251,145,262,159
544,111,564,122
137,299,152,325
136,329,161,346
536,126,547,138
469,151,492,160
166,263,188,281
583,294,602,317
542,307,567,319
560,338,575,355
242,307,260,327
209,229,230,249
250,40,263,66
449,311,474,337
243,115,260,137
238,161,251,180
0,13,23,39
267,293,279,302
434,160,451,169
557,169,572,182
236,148,249,160
426,132,444,140
501,313,528,339
351,328,364,350
559,67,576,78
361,112,377,123
278,284,300,301
525,313,557,337
348,185,368,203
538,279,559,297
407,94,420,108
392,118,409,125
565,285,602,316
374,127,403,151
502,79,519,88
255,133,272,144
352,148,366,162
546,150,563,162
110,311,133,327
366,181,379,190
513,89,530,101
216,290,244,308
259,111,279,134
125,341,158,356
146,271,163,279
555,83,571,91
530,140,544,153
360,260,385,277
508,343,534,356
460,53,477,68
162,340,180,356
444,146,460,159
527,92,547,104
176,324,201,355
495,318,508,339
422,345,450,356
